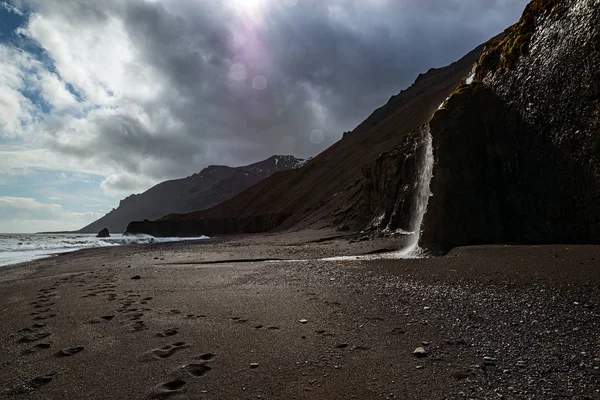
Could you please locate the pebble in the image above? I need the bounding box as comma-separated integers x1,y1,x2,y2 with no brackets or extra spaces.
483,357,497,366
131,275,141,280
413,347,428,358
250,363,259,369
299,319,308,324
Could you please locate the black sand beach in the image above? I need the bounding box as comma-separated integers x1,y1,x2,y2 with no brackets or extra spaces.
1,231,599,399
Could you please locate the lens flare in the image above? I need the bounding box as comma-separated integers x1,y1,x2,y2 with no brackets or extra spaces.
229,63,247,82
252,75,267,90
309,129,324,144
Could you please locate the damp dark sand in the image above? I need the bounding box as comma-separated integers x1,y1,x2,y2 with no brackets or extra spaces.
1,230,599,399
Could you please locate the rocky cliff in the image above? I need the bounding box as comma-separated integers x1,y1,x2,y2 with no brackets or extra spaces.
420,0,600,253
127,43,484,237
81,155,304,233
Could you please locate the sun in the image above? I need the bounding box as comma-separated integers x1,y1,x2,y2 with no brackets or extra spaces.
229,0,266,14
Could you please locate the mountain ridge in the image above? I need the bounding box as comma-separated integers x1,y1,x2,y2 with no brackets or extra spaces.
80,155,305,234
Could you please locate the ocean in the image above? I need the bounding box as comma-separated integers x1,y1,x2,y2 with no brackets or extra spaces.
0,233,209,267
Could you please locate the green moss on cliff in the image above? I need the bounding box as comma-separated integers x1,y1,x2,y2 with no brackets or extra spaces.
475,0,564,80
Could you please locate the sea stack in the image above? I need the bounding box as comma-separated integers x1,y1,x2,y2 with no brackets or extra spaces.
96,228,110,238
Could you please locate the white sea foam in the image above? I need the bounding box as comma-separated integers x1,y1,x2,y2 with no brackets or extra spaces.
0,233,209,267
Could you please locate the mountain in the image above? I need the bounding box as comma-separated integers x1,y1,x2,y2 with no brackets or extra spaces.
127,40,484,236
80,155,305,234
130,0,600,253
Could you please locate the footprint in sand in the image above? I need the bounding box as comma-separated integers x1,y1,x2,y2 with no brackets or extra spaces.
32,313,57,321
19,322,47,332
149,378,186,399
143,342,190,361
30,308,51,316
184,314,205,320
129,321,148,332
21,343,51,355
32,302,54,309
195,353,215,361
184,364,211,377
6,373,56,395
55,347,84,357
156,328,179,338
128,312,144,321
17,332,51,343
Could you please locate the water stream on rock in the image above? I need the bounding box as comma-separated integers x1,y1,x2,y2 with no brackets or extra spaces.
401,124,434,255
323,124,434,261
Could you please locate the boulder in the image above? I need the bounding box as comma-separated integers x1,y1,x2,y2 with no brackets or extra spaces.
96,228,110,238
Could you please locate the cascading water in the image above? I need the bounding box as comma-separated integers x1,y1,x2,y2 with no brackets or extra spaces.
323,124,434,261
395,124,434,257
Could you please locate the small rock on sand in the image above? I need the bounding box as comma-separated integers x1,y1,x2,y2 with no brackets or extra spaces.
131,275,141,280
413,347,428,358
250,363,259,369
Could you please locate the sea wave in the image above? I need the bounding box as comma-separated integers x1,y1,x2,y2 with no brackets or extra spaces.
0,233,209,267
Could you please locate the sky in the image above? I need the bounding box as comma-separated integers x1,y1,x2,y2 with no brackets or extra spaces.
0,0,529,233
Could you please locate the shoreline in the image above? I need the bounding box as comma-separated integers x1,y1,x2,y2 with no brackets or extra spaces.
1,230,599,399
0,235,216,269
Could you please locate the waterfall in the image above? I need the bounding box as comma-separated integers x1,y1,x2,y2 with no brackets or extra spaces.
322,124,434,262
398,125,434,256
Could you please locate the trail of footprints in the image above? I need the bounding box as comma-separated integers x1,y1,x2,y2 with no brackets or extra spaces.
13,271,221,397
147,346,216,399
12,274,90,394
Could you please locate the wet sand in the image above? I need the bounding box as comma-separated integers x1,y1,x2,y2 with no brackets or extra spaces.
0,230,599,399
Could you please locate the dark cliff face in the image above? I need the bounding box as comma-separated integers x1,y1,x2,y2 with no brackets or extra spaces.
81,156,304,233
421,0,600,253
358,127,431,235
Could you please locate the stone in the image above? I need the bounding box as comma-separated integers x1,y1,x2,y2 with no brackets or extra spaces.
250,363,259,369
413,347,428,358
131,275,141,280
299,319,308,324
483,357,497,366
96,228,110,238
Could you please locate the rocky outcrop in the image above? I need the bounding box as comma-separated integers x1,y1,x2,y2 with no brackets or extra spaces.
361,126,431,235
127,213,291,237
96,228,110,238
420,0,600,253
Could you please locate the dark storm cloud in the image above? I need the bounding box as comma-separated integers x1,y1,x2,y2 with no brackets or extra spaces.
9,0,529,193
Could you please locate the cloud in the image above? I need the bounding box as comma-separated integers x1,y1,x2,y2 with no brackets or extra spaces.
1,0,529,198
0,196,102,232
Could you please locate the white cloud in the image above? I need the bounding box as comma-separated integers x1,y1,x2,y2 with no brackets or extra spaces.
37,71,79,110
0,45,37,137
0,196,102,232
